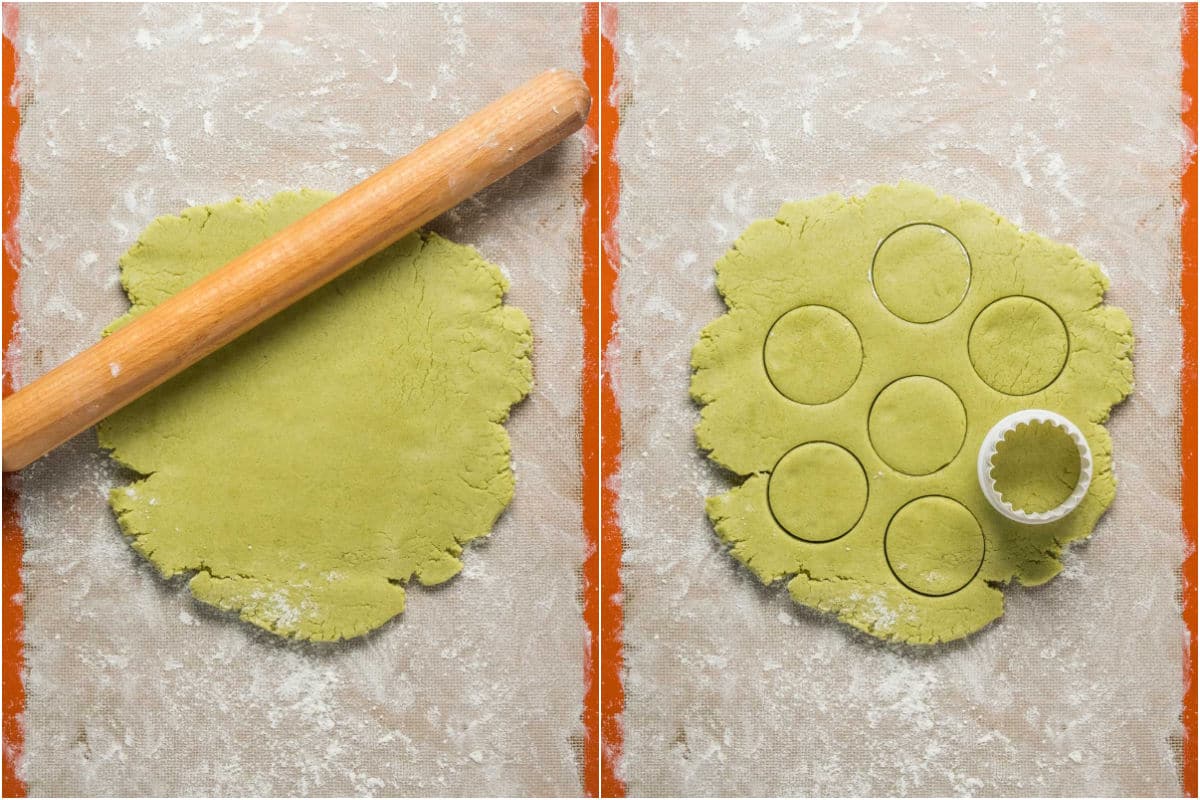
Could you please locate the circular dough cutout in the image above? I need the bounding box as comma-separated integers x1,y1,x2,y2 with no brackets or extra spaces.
969,296,1069,395
872,224,971,323
768,442,868,543
868,376,966,475
885,496,985,596
763,306,862,405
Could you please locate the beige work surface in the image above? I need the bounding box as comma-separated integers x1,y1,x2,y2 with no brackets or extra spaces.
613,4,1187,796
9,4,587,796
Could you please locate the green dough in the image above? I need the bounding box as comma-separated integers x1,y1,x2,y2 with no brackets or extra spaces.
98,190,532,641
691,182,1132,644
885,497,984,597
969,296,1070,395
768,442,867,542
872,223,971,323
764,306,862,404
868,376,966,475
991,421,1082,513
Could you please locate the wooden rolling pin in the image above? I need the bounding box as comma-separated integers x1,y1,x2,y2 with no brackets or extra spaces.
2,69,590,472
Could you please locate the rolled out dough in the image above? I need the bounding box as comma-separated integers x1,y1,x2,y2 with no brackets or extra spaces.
691,182,1132,644
98,190,533,641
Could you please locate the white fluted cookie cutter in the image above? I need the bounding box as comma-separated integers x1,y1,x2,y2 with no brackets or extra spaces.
977,409,1093,525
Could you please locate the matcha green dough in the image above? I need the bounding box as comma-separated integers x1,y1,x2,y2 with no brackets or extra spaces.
764,306,862,404
885,497,984,597
99,190,532,641
691,182,1133,644
768,442,867,542
872,223,971,323
869,376,966,475
969,296,1070,395
991,421,1083,514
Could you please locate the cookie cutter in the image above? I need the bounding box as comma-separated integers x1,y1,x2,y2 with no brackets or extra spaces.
977,409,1093,525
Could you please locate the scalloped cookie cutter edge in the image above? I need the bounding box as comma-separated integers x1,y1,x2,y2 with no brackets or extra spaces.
977,409,1094,525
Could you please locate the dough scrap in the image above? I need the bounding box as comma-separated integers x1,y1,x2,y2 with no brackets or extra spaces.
99,190,533,641
690,182,1132,644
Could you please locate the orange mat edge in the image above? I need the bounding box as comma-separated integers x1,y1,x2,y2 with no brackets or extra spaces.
2,3,27,797
598,4,626,796
1179,3,1197,797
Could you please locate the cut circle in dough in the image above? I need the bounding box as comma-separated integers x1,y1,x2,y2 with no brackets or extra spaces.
691,182,1133,644
763,305,862,404
885,496,985,597
98,190,533,641
969,296,1069,395
868,376,966,476
871,223,971,323
767,442,867,542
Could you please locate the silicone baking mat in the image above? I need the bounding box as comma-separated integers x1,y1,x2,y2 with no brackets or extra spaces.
603,3,1194,795
3,4,596,795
